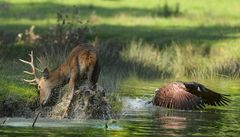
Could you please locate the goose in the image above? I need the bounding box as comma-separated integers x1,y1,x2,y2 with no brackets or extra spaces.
153,81,230,110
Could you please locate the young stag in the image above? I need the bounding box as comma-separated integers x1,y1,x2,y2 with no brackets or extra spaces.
20,45,100,117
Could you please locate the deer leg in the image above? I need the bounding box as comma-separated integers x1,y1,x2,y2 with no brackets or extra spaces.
62,70,78,118
87,67,94,89
90,59,100,90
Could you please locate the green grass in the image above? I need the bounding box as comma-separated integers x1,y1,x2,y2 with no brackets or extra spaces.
0,0,240,101
0,59,37,102
119,75,240,97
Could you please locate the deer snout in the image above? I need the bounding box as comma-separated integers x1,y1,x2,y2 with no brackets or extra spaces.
40,99,47,107
40,94,49,107
39,89,51,107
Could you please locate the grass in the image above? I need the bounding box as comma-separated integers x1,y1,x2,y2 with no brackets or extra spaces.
119,75,240,97
0,59,37,102
0,0,240,101
122,40,240,78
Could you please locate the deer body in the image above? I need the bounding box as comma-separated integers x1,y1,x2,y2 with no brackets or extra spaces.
20,44,100,118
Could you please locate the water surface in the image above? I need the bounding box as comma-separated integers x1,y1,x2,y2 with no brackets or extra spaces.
0,80,239,137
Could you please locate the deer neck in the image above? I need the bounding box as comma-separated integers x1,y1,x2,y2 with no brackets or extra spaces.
48,65,69,88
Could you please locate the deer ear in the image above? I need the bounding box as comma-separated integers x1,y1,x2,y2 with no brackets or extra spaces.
43,68,49,80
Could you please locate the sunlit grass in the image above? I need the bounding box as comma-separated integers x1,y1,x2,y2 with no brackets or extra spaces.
2,0,240,27
120,40,240,79
0,18,56,26
1,0,240,100
0,60,37,102
0,79,36,101
119,75,240,97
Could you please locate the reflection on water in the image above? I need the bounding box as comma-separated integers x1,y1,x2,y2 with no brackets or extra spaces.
0,80,240,137
159,115,186,130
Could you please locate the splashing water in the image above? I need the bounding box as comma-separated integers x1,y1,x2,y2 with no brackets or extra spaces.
40,84,112,120
1,80,240,137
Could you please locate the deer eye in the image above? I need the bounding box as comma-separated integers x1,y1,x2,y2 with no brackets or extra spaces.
38,85,41,90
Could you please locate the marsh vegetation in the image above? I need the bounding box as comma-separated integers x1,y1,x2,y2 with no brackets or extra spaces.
0,0,240,136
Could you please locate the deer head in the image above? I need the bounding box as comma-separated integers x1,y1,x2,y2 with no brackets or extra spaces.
19,51,52,106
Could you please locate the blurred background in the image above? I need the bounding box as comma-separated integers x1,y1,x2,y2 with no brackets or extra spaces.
0,1,240,136
0,0,239,103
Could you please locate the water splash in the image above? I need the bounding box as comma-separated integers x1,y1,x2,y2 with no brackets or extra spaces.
39,84,112,120
122,97,152,110
95,123,123,130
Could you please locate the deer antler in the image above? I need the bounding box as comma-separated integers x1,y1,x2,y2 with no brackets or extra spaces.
19,51,40,85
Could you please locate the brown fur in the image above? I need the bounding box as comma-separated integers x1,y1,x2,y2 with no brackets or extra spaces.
37,44,100,117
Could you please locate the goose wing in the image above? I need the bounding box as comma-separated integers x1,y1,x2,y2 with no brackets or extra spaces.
153,82,203,110
153,82,230,110
183,82,230,107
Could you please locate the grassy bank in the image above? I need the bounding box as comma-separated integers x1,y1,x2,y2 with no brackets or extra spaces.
0,0,240,101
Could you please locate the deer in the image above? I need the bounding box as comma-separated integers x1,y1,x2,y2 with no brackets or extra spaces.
19,44,100,118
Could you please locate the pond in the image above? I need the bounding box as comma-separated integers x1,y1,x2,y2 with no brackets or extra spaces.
0,79,239,137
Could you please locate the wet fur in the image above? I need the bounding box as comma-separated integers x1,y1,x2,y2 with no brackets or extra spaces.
39,44,100,109
50,45,98,85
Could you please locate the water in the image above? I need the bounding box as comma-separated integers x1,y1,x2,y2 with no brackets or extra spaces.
0,80,240,137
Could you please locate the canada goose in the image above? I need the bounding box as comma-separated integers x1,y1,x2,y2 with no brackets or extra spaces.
153,82,230,110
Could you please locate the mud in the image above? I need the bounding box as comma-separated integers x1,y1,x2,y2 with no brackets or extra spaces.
0,97,35,118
